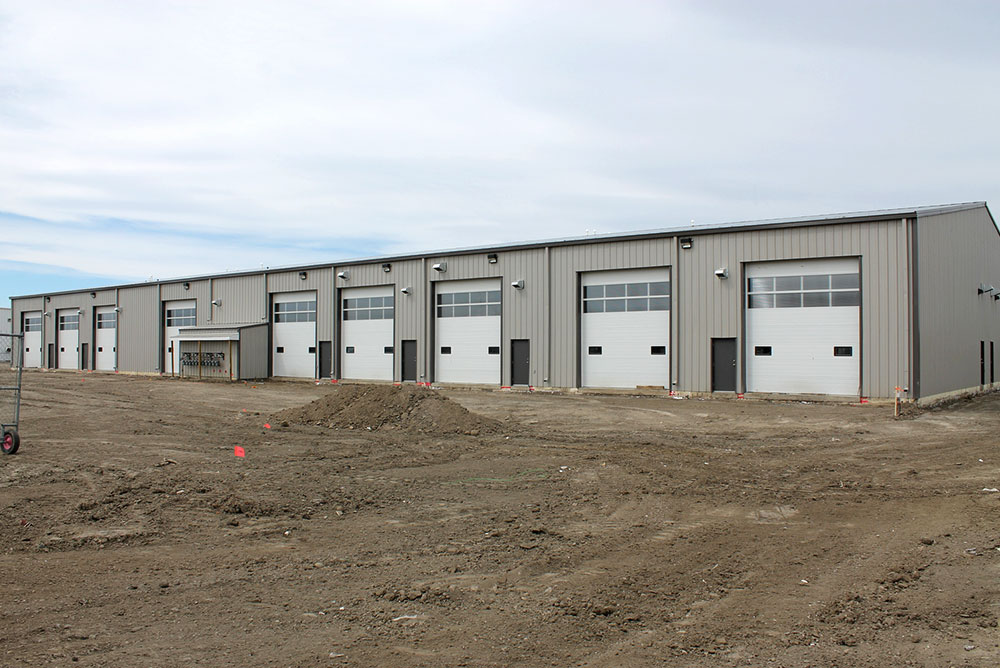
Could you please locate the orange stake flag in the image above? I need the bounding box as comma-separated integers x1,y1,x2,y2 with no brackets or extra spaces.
234,446,246,458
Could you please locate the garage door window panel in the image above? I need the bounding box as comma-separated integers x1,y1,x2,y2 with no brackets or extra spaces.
583,281,671,314
747,272,860,310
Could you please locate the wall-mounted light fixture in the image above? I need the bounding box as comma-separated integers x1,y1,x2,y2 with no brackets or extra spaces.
714,268,729,280
75,309,84,316
979,283,995,294
113,307,121,313
994,294,1000,301
382,263,392,273
90,291,97,298
400,287,412,295
43,311,51,316
432,262,447,273
336,270,349,280
183,282,190,290
45,296,51,302
299,271,308,280
211,299,222,307
487,253,498,264
680,237,693,250
511,279,525,290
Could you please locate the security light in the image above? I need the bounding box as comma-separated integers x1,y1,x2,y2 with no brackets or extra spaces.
183,282,190,290
75,310,84,316
336,270,349,280
211,299,222,307
113,307,121,313
714,268,729,279
432,262,446,272
90,292,96,298
487,253,498,264
400,287,411,295
680,237,693,250
299,271,308,280
511,279,525,289
382,263,392,273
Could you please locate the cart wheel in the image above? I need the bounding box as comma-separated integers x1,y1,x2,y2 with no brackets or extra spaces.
1,429,19,455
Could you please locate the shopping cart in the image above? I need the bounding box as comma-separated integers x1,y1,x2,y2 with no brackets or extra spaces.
1,332,23,454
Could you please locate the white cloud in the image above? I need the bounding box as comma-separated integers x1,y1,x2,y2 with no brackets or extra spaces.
0,0,998,284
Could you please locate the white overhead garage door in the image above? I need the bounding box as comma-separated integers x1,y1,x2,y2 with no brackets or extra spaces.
95,306,116,371
22,312,41,368
57,309,80,370
272,291,316,378
435,278,501,384
341,285,394,381
746,257,860,396
581,267,671,389
164,300,196,376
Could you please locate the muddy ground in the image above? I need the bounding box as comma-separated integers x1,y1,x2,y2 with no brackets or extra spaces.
1,372,998,667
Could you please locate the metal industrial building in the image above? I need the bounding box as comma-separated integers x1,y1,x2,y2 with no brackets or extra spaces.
10,202,1000,403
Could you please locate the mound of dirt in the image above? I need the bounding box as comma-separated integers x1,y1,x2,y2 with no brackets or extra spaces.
273,384,502,435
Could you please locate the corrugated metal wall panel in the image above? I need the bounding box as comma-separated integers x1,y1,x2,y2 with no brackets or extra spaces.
676,219,910,397
118,285,159,372
41,294,86,366
268,268,333,341
333,259,425,381
161,281,211,326
916,207,1000,398
11,297,44,340
213,274,267,325
420,250,545,385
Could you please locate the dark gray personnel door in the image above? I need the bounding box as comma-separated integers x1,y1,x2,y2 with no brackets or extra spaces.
401,340,417,382
711,337,737,392
319,341,332,378
511,339,530,385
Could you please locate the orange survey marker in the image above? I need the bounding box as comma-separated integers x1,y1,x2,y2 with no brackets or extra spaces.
234,446,245,458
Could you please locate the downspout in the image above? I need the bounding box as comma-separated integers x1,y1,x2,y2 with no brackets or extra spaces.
908,217,921,400
544,245,551,386
114,287,119,372
422,258,429,382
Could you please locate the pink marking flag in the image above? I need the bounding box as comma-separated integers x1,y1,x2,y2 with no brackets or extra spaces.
263,423,271,429
234,446,246,458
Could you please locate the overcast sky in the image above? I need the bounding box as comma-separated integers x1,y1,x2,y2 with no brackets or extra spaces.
2,0,999,298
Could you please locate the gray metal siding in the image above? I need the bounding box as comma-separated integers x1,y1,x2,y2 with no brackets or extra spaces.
268,268,333,341
423,250,546,385
915,206,1000,398
674,220,910,398
335,260,424,381
549,239,673,388
213,274,267,325
239,324,269,379
42,294,86,367
161,280,211,325
118,285,159,372
12,297,44,336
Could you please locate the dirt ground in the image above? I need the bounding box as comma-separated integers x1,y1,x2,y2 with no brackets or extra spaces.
1,372,998,667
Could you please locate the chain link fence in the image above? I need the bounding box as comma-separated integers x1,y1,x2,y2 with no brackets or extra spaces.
0,333,23,436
